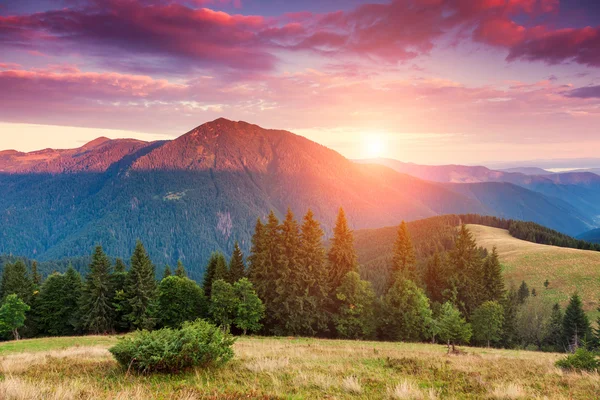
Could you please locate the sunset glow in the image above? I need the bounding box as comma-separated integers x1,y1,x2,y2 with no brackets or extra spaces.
1,1,600,165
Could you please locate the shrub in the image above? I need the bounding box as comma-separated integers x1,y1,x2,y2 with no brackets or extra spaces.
555,348,600,372
109,319,236,374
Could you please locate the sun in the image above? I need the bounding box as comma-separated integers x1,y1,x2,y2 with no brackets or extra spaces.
363,134,386,159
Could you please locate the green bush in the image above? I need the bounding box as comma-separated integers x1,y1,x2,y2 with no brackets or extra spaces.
555,348,600,372
109,319,236,374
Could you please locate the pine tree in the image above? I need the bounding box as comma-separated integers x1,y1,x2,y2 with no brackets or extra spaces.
122,240,157,330
390,221,416,282
248,212,283,332
162,265,172,280
233,278,265,335
37,267,82,336
203,253,227,298
563,293,591,351
111,259,129,333
448,225,485,316
295,209,330,336
80,246,115,334
424,252,446,304
228,242,246,283
0,260,33,304
517,281,530,304
547,303,564,351
175,260,187,278
500,285,519,348
114,258,127,273
275,208,301,335
437,301,472,353
482,247,505,302
31,261,42,287
328,208,358,293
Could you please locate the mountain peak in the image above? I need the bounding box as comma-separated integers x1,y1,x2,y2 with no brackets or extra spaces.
82,137,112,149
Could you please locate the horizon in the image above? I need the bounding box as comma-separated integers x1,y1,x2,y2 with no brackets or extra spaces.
2,0,600,164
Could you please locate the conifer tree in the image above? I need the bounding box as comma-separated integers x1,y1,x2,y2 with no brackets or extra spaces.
482,247,505,302
547,303,564,351
517,281,530,304
203,253,227,298
248,212,283,332
563,293,591,351
162,265,172,280
328,208,358,293
37,267,82,336
111,259,129,333
448,225,485,316
0,260,33,304
500,285,520,348
228,242,246,283
390,221,416,282
122,240,156,330
424,252,446,304
274,208,301,335
31,261,42,287
295,210,330,336
80,246,115,334
175,260,187,278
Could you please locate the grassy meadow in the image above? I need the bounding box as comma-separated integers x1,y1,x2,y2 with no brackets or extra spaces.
0,335,599,399
468,224,600,316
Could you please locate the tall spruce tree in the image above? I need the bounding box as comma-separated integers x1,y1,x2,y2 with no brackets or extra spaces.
80,246,115,334
448,225,484,316
562,293,591,351
228,242,246,283
111,259,129,332
424,252,446,305
162,265,172,280
37,267,82,336
248,212,283,332
295,209,330,336
274,208,301,335
500,285,520,348
203,252,227,298
0,260,33,304
390,221,416,282
31,261,42,287
175,260,187,278
122,240,156,330
482,247,505,302
328,208,358,293
517,281,530,304
547,303,564,351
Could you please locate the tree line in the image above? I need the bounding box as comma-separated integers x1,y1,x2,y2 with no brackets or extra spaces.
0,208,596,354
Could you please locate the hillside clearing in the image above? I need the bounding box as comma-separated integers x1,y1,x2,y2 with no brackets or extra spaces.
467,224,600,313
0,336,598,399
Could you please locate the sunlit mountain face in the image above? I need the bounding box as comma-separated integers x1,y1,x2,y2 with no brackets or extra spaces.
1,0,600,165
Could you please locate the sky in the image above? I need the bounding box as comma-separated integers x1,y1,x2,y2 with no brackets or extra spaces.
1,0,600,165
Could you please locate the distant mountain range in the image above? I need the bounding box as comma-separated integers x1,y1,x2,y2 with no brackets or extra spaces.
0,119,597,277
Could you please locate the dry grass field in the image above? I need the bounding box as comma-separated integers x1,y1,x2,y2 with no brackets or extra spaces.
467,224,600,314
0,335,599,399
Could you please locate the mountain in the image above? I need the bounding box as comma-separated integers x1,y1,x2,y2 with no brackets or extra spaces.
0,119,593,277
499,167,554,175
577,228,600,244
359,158,600,232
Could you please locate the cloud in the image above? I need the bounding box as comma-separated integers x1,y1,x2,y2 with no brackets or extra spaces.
565,85,600,99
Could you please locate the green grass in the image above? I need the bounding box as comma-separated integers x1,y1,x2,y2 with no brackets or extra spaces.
468,224,600,319
0,335,118,356
0,335,598,399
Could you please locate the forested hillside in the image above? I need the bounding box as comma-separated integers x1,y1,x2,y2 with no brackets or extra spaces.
0,119,594,279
